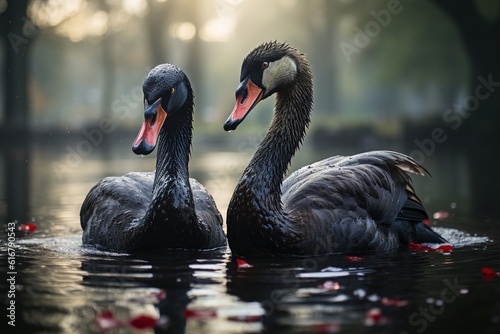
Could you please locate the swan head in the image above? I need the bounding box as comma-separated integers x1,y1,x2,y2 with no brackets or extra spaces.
132,64,190,155
224,41,300,131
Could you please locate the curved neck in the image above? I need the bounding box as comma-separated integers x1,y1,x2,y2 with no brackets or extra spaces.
243,58,313,211
148,90,195,217
153,103,193,192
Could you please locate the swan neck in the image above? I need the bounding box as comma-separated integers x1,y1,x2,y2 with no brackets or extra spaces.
150,92,195,212
137,93,198,237
154,103,193,186
246,62,313,207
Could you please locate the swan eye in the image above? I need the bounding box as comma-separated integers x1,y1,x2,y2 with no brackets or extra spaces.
262,62,269,69
170,88,175,95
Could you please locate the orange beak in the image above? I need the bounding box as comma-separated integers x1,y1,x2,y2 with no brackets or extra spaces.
224,79,264,131
132,98,168,155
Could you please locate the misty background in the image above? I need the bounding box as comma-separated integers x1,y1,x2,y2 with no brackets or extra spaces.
1,0,499,223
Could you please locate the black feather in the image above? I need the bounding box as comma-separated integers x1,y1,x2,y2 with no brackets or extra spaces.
81,65,226,252
226,42,446,257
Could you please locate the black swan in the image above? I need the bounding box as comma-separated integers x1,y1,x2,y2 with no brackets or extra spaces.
223,41,446,257
81,64,226,251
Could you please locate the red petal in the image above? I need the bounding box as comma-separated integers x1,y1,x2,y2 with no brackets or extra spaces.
364,308,386,326
99,311,114,319
408,242,430,251
345,256,364,262
128,314,158,329
95,311,121,331
318,281,341,290
381,297,409,307
482,267,496,276
367,308,382,321
408,242,453,253
432,211,450,220
20,223,38,232
436,244,453,253
237,258,254,269
227,315,262,322
481,267,499,281
155,290,167,300
313,322,341,333
184,309,217,319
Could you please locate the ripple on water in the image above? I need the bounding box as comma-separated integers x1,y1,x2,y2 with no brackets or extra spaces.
433,227,492,247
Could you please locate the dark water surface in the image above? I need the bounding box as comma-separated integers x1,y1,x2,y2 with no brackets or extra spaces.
1,139,500,334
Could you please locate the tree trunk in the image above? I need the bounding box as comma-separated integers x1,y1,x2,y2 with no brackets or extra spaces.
146,0,171,66
1,0,31,132
432,0,500,215
0,0,32,223
307,0,339,114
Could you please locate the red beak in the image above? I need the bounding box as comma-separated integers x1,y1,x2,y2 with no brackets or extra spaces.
224,79,264,131
132,99,168,155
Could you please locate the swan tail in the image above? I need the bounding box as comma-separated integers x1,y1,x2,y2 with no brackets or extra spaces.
392,219,447,245
395,199,447,244
413,221,448,244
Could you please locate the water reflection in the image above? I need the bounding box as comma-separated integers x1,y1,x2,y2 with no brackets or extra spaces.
7,232,499,334
225,251,433,332
80,249,227,334
10,238,231,333
1,139,500,333
1,138,30,223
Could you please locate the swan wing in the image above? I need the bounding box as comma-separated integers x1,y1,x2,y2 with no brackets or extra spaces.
80,172,154,246
281,150,428,227
190,179,223,225
190,178,226,246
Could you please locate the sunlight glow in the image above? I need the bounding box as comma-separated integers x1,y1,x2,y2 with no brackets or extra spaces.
55,10,109,42
200,18,235,43
122,0,147,16
29,0,84,27
28,0,147,42
169,22,197,41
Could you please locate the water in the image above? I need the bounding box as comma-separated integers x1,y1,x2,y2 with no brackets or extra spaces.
1,138,500,334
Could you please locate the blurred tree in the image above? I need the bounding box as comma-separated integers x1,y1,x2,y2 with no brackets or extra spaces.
432,0,500,214
99,0,115,123
306,0,340,114
432,0,500,129
183,1,204,121
1,0,32,133
0,0,31,222
146,0,171,66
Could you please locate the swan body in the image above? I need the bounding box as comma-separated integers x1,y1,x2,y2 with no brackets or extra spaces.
223,41,445,257
81,64,226,251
